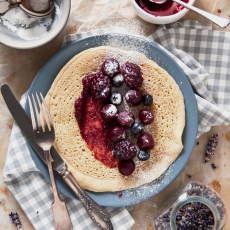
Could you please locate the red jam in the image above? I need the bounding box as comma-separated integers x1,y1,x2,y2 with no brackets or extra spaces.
118,193,123,198
75,75,118,168
135,0,189,17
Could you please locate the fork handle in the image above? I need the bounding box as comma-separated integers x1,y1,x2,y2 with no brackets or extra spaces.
45,151,72,230
61,169,114,230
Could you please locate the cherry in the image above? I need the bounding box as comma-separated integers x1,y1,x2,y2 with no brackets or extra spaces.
118,160,135,176
125,89,142,106
102,59,120,78
108,126,126,143
137,133,154,150
139,109,154,125
101,104,118,121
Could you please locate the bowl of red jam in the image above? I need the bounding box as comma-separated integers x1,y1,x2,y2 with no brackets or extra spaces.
129,0,195,24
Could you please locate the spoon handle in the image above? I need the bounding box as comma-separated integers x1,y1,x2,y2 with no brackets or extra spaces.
173,0,230,28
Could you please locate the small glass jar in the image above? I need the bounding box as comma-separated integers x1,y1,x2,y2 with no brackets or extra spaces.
154,181,227,230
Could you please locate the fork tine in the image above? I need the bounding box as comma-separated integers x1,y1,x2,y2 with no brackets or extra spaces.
40,92,54,132
28,95,37,132
36,92,48,132
32,93,42,133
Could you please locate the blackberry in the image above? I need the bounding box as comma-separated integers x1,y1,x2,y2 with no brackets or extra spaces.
121,62,143,88
117,110,135,128
90,72,111,99
112,140,137,160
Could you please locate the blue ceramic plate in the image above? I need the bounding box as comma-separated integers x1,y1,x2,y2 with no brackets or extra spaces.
25,34,198,207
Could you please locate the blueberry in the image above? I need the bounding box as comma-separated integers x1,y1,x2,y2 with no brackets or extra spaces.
131,122,144,135
109,92,123,105
137,150,150,161
143,94,153,106
112,74,124,87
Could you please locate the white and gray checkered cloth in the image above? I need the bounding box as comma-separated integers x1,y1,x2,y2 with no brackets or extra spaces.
4,20,230,230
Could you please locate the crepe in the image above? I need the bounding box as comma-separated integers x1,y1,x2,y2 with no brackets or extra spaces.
45,46,185,192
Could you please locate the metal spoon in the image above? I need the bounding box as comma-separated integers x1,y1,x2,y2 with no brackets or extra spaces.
149,0,230,28
0,0,54,17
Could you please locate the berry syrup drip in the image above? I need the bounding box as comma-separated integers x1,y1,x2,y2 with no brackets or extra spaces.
135,0,189,17
75,74,118,168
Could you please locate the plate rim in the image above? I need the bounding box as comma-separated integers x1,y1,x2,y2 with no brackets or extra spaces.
25,33,198,207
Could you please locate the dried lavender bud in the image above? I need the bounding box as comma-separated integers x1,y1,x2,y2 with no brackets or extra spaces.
9,212,23,229
176,202,214,230
187,174,192,178
37,211,39,214
197,141,199,145
204,134,219,163
212,163,217,169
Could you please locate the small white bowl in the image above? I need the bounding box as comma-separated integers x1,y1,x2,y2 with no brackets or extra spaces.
129,0,195,24
0,0,71,49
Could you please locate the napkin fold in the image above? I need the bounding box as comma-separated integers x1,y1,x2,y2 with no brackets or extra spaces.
4,20,230,230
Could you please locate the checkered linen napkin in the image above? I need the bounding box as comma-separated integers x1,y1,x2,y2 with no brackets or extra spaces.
4,20,230,230
4,93,135,230
63,21,230,137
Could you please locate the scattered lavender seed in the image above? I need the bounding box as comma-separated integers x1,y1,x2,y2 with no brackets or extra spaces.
187,174,192,178
204,134,219,163
197,141,199,145
9,212,23,229
37,211,39,214
211,163,217,169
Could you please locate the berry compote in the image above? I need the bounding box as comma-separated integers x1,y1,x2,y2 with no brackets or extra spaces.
135,0,189,17
75,73,118,168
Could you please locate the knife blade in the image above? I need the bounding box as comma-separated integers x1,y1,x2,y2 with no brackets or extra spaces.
1,83,114,230
1,84,66,172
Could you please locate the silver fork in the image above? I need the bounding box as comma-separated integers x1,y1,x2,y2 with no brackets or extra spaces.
28,93,72,230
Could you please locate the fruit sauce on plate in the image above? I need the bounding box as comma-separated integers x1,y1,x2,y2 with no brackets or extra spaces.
75,73,118,168
135,0,189,17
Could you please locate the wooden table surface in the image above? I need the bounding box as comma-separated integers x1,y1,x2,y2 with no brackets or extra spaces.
0,0,229,229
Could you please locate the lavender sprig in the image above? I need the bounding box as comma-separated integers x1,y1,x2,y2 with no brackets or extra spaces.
204,134,219,163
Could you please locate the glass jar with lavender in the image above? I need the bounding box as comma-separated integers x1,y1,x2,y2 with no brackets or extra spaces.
154,181,227,230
